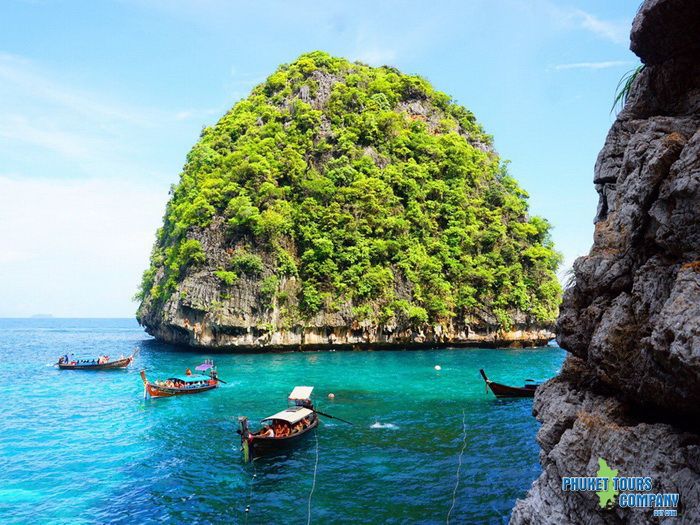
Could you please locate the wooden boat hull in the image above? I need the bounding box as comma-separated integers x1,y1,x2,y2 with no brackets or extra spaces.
140,369,218,398
58,356,133,370
144,382,217,398
248,418,318,456
486,381,536,398
240,416,319,461
480,369,537,398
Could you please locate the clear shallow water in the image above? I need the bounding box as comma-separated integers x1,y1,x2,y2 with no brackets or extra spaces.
0,318,565,524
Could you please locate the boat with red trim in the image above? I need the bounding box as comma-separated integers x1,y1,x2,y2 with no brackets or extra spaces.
140,360,221,398
57,351,135,370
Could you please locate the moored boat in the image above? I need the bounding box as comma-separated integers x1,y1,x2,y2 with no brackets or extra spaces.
238,386,319,462
140,360,221,398
479,369,539,398
57,351,135,370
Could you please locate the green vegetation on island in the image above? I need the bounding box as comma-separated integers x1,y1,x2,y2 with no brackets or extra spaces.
137,51,561,330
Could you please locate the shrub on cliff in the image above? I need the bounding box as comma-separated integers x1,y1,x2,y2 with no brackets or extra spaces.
138,51,561,328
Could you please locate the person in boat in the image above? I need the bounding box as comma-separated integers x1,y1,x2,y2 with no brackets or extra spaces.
259,425,275,438
274,421,290,438
185,368,192,376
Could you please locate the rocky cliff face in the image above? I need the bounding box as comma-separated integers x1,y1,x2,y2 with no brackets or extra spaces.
138,215,554,350
512,0,700,522
137,53,560,350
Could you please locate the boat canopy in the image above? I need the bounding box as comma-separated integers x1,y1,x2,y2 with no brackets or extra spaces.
167,374,211,383
262,406,313,424
288,386,314,401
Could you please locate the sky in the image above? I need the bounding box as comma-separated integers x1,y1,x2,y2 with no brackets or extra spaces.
0,0,642,317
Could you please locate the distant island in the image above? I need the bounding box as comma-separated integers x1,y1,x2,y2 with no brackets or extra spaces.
136,52,561,350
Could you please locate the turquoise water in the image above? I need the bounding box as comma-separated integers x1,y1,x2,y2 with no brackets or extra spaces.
0,318,564,524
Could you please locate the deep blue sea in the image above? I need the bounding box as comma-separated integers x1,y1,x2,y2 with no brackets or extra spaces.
0,318,565,524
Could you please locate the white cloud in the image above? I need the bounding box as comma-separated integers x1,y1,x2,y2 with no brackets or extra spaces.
0,249,29,265
0,52,217,177
348,22,400,67
354,48,397,67
0,115,98,160
540,3,629,45
553,60,632,71
0,175,169,317
573,9,628,45
0,53,148,125
0,53,217,316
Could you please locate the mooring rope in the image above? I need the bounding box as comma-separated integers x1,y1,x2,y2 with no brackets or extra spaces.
446,409,467,525
244,458,257,525
306,428,320,525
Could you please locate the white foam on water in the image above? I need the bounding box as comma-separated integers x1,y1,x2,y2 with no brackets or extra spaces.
370,421,398,430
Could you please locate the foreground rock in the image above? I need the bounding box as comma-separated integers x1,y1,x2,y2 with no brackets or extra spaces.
512,0,700,522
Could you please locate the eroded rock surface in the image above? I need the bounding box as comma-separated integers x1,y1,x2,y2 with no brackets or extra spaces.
512,0,700,522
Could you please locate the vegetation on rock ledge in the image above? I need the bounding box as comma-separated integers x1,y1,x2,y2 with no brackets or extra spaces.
137,51,561,329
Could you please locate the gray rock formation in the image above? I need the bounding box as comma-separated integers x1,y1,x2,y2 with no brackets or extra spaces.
512,0,700,523
138,216,553,350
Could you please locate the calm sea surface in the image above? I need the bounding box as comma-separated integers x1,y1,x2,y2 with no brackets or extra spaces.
0,318,565,524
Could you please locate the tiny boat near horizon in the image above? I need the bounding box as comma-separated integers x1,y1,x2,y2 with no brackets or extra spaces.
238,386,319,462
141,360,221,398
57,350,135,370
479,369,539,398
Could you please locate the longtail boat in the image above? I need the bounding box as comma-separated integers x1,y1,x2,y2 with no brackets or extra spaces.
238,386,319,462
479,369,539,398
140,360,221,398
57,350,135,370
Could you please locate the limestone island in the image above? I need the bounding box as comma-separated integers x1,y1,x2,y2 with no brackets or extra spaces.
136,53,561,351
